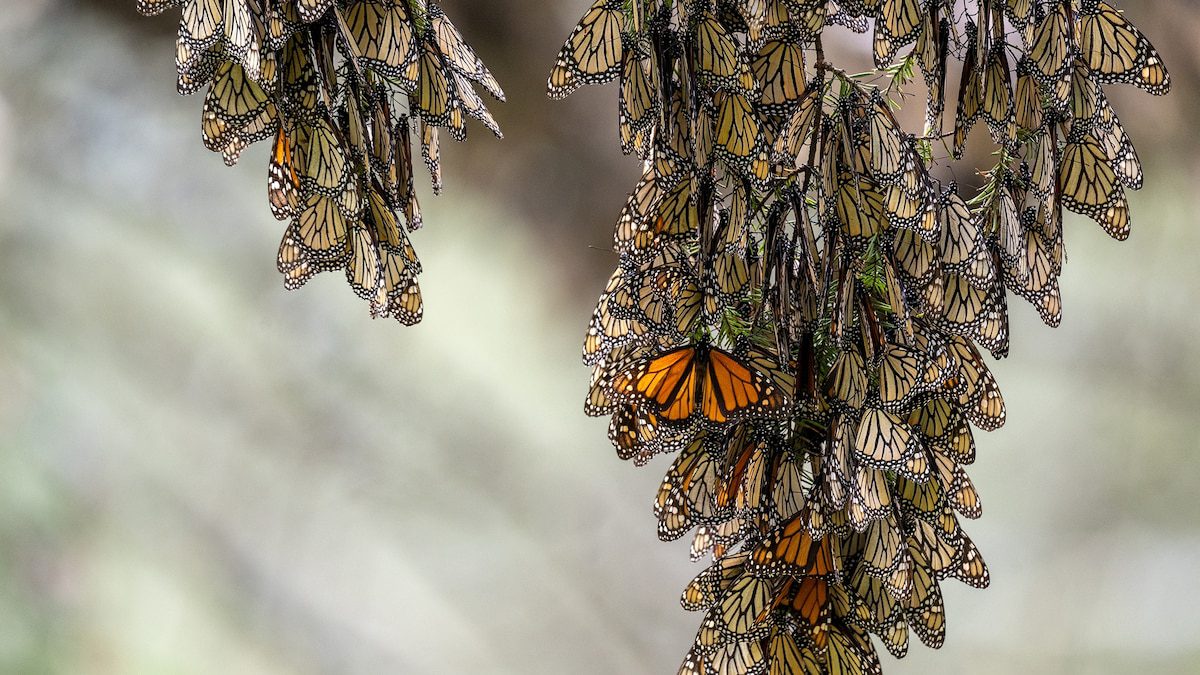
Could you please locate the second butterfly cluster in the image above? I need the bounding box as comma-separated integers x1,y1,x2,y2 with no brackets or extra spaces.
139,0,505,324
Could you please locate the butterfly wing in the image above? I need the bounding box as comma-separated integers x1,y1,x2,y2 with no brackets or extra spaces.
702,347,788,423
613,346,700,422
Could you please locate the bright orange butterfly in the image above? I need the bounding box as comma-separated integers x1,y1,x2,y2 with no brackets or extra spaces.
611,343,789,424
748,510,836,578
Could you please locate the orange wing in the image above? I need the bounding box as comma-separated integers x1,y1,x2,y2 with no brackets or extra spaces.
702,347,788,423
612,346,699,421
268,127,300,221
790,576,831,650
749,511,835,578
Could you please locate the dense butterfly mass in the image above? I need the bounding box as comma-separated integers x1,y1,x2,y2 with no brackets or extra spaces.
140,0,504,324
551,0,1167,672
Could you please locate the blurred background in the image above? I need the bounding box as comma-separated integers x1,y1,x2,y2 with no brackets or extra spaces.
0,1,1197,673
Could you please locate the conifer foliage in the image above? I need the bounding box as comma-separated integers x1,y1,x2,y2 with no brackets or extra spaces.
550,1,1168,672
140,0,504,324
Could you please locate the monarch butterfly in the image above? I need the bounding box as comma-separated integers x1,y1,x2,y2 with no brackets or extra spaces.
1001,219,1063,328
654,267,705,336
825,348,869,411
714,91,762,170
748,510,834,578
278,34,322,121
709,635,768,672
785,575,832,642
709,248,752,301
933,449,982,519
177,0,225,59
718,574,773,635
612,343,790,424
1069,57,1105,123
655,435,724,541
392,116,423,230
613,168,664,255
876,343,926,412
420,119,443,193
950,528,990,589
366,185,418,257
362,89,397,192
277,229,319,290
845,559,903,628
584,349,634,417
682,551,750,612
952,24,981,158
767,627,810,674
1028,1,1072,94
822,619,884,675
896,468,943,515
1077,0,1170,95
817,414,854,512
582,285,649,367
924,406,978,466
866,93,903,182
292,117,350,196
940,198,997,290
427,4,505,102
379,276,423,326
773,84,820,169
1058,128,1131,240
884,173,930,234
608,404,691,465
695,11,748,91
201,62,274,154
979,46,1015,148
1068,63,1145,190
914,3,947,130
905,545,947,649
213,103,278,167
917,506,991,587
873,0,925,68
1013,61,1043,131
833,173,886,239
891,227,938,287
752,38,807,114
989,183,1024,276
619,49,659,154
853,513,908,587
655,177,702,239
268,126,301,220
412,39,463,137
1004,0,1035,42
848,463,901,531
547,0,624,99
1024,125,1058,202
342,0,420,89
945,335,1006,431
771,446,808,521
939,268,1008,358
295,192,351,263
266,1,304,51
346,222,383,301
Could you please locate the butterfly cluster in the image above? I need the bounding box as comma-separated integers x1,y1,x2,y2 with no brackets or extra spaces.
550,0,1167,672
139,0,504,324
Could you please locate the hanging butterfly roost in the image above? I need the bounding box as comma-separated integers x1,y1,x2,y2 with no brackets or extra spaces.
140,0,505,325
549,0,1168,672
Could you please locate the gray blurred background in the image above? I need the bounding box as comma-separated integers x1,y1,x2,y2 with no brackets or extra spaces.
0,1,1197,673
